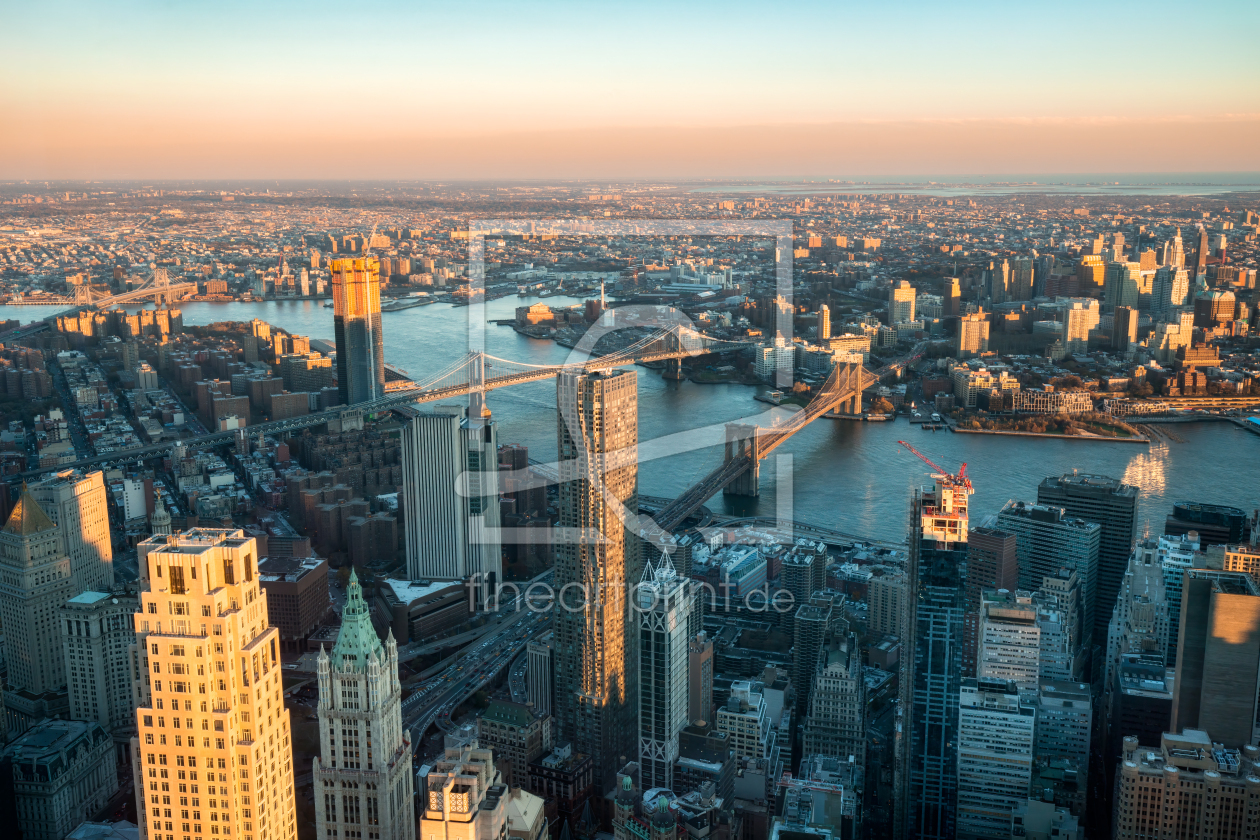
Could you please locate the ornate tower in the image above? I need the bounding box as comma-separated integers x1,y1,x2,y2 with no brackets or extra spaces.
314,571,414,840
151,489,171,536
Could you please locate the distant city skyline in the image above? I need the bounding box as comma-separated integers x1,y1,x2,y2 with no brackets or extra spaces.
4,0,1257,178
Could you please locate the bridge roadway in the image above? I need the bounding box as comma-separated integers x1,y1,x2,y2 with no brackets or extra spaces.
2,283,200,341
18,335,750,479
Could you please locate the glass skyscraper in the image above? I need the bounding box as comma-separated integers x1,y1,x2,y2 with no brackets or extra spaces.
331,257,384,406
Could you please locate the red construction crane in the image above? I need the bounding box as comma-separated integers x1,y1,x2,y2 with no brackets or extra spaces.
897,440,971,489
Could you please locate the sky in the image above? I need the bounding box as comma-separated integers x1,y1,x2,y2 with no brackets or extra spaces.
3,0,1259,179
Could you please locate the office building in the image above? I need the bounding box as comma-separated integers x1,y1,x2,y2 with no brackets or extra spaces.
889,280,916,324
331,257,385,405
1164,228,1185,268
130,528,298,840
1112,306,1138,352
0,718,118,840
1037,474,1137,657
792,594,835,714
976,590,1040,694
1103,262,1141,311
552,369,640,789
994,501,1100,657
779,538,828,610
868,569,906,638
963,528,1018,677
257,555,330,651
674,720,733,801
1114,730,1260,840
688,632,714,723
956,678,1036,840
1150,266,1189,318
420,747,508,840
637,557,697,790
1009,257,1035,301
313,570,414,840
479,700,550,790
1,485,74,733
895,465,972,840
956,312,990,358
1192,226,1210,275
526,639,553,717
29,468,114,592
1032,681,1091,816
801,631,865,772
1171,569,1260,749
400,405,502,593
1164,502,1249,548
62,589,140,743
715,681,776,766
817,305,830,339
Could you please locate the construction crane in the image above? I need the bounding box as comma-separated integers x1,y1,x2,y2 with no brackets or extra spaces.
896,440,971,489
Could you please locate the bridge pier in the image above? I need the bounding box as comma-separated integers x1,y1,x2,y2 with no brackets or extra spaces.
663,358,685,380
723,423,760,497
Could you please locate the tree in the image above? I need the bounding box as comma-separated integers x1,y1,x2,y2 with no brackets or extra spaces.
871,397,895,414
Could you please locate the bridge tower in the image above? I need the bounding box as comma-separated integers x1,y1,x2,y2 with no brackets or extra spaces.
467,352,491,418
73,284,95,308
662,328,685,380
835,361,864,415
152,267,171,306
723,422,760,497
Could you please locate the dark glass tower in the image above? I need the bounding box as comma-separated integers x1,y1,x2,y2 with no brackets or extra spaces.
331,257,384,406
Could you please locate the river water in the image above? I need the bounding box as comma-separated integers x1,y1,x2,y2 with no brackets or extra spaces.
4,297,1258,543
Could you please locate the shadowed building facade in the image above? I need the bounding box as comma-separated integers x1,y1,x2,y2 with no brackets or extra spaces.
331,257,385,405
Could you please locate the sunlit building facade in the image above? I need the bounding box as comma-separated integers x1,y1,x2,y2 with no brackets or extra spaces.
331,257,385,405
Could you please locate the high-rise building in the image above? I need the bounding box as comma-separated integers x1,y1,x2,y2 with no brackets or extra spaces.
889,280,916,324
976,590,1041,694
674,720,733,801
955,678,1036,840
313,570,414,840
994,501,1101,658
1032,680,1091,816
895,465,972,840
130,528,298,840
817,305,831,339
478,700,551,790
1009,257,1036,302
945,278,962,318
62,588,140,743
29,468,114,592
1,486,74,733
779,538,828,611
801,631,866,771
420,747,508,840
1150,266,1190,319
791,596,834,715
869,569,906,638
1171,569,1260,749
1192,226,1210,276
1037,474,1137,661
956,312,990,358
1114,730,1260,840
527,638,553,717
1164,502,1249,548
1112,306,1137,353
1165,228,1185,268
1063,301,1098,354
963,528,1018,678
687,632,714,723
330,257,385,405
553,369,640,789
400,405,502,593
637,557,697,790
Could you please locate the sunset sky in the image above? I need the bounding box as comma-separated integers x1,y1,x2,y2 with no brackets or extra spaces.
4,0,1259,179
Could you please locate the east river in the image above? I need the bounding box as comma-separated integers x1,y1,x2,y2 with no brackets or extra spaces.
5,296,1259,544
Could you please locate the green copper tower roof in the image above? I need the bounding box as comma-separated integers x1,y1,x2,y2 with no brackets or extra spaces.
331,569,383,671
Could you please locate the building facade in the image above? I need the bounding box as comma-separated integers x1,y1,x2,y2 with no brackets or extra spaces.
313,570,414,840
637,558,697,791
478,700,550,790
956,678,1036,840
29,468,114,592
801,631,866,771
552,369,640,789
130,528,298,840
399,405,502,593
0,719,118,840
331,257,385,405
420,747,508,840
62,589,140,744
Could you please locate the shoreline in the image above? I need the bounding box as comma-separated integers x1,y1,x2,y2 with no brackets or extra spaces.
952,426,1149,443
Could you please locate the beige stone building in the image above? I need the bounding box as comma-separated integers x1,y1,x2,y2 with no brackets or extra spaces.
130,528,297,840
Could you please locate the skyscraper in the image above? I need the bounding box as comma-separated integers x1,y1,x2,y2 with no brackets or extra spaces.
687,632,714,723
895,466,972,840
956,678,1035,840
1037,474,1137,662
889,280,916,324
1,486,74,732
976,590,1041,694
553,369,640,789
817,304,831,339
29,468,113,592
420,747,508,840
314,571,415,840
637,557,697,790
62,588,140,742
956,312,990,358
1103,262,1141,311
1009,257,1035,302
130,528,298,840
1150,266,1190,319
801,630,866,772
963,528,1018,678
1192,226,1210,276
1165,228,1185,268
527,638,554,717
400,405,502,593
1112,306,1137,353
331,257,385,405
994,501,1100,658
